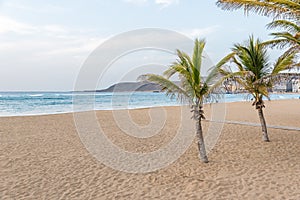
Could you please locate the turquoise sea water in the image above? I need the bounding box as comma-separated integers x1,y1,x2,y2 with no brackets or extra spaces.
0,92,299,116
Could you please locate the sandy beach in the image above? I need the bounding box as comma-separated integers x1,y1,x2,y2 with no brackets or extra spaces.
1,99,300,199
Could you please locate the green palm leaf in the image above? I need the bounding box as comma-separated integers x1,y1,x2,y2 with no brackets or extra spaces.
267,19,300,33
272,50,296,74
217,35,297,104
141,74,189,102
216,0,300,68
216,0,300,20
192,38,206,85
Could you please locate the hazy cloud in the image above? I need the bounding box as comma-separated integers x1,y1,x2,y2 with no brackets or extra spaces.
0,15,105,56
0,15,37,34
154,0,179,8
124,0,179,7
2,1,65,13
183,26,220,39
123,0,148,5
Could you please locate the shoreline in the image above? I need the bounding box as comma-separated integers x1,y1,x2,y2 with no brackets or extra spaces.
0,97,299,118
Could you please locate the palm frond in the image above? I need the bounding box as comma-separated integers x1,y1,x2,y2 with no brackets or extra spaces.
266,19,300,34
176,50,194,74
209,70,246,92
272,51,296,74
216,0,300,20
215,52,236,68
257,85,270,100
192,39,206,85
262,38,292,48
142,74,190,103
271,31,300,43
205,65,220,86
163,63,191,79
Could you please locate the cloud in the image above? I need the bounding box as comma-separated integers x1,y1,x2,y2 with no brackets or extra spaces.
123,0,179,7
36,38,106,57
0,16,217,64
2,1,65,14
42,25,68,34
183,26,220,39
154,0,179,8
0,15,38,34
0,15,72,36
0,15,106,60
123,0,148,5
0,15,108,91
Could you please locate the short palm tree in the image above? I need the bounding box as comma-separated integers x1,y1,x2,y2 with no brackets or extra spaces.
216,36,296,141
216,0,300,20
140,39,218,163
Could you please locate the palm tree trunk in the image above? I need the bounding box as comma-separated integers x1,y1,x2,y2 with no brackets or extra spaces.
258,107,270,142
195,115,209,163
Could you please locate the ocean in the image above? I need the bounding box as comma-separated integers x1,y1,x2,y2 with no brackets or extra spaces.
0,92,299,116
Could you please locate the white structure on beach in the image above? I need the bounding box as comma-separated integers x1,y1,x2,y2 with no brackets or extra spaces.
287,78,299,92
273,73,300,93
218,72,300,94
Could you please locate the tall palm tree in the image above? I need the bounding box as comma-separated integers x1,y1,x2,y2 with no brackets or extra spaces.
140,39,218,163
216,0,300,20
216,36,296,141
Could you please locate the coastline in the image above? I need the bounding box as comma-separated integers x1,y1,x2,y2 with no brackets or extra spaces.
0,91,299,117
1,100,300,199
0,96,299,118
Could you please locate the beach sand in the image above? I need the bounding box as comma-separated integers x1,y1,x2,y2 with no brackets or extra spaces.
1,99,300,199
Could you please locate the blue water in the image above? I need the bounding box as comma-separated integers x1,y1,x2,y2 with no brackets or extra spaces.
0,92,299,116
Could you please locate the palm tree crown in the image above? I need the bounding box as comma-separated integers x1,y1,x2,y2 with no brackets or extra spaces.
142,39,217,106
216,36,296,141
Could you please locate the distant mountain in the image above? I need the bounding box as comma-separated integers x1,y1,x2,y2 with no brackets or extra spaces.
95,82,163,92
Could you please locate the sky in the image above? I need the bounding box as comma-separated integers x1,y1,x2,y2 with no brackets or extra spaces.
0,0,278,91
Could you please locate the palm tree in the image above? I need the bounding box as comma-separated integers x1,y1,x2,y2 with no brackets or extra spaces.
216,36,296,141
140,39,218,163
216,0,300,20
